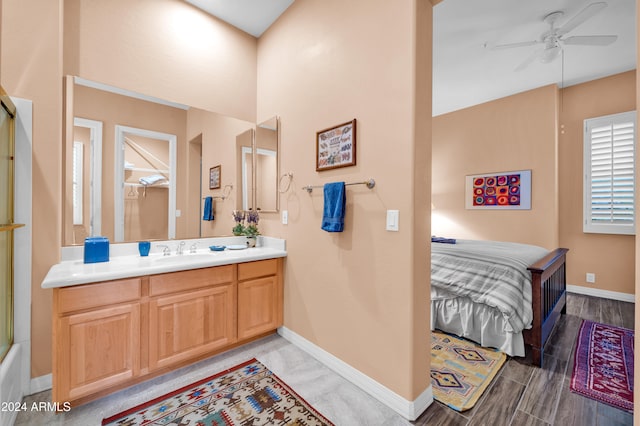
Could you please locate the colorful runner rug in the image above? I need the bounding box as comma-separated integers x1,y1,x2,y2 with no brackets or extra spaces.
570,320,634,413
430,331,506,412
102,358,334,425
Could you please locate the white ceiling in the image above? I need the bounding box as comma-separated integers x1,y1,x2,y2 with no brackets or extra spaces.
184,0,294,37
433,0,636,116
185,0,635,116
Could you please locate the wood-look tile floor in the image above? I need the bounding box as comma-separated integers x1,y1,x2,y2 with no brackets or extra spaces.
14,293,633,425
415,293,634,426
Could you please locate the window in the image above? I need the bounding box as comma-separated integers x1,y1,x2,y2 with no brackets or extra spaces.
584,111,636,235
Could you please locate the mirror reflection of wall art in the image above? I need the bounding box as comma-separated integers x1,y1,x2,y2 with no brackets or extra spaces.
209,165,221,190
316,119,356,171
465,169,531,210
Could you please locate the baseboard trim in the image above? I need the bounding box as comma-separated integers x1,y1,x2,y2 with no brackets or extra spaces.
567,285,635,303
30,374,52,395
277,326,433,421
0,345,22,426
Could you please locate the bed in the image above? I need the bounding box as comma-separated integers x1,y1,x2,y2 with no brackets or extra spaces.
430,239,568,367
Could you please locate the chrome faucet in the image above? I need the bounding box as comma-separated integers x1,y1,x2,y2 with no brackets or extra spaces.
177,241,186,255
157,244,171,256
189,242,198,254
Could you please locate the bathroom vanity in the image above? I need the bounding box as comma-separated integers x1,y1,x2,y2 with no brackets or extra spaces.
43,237,286,406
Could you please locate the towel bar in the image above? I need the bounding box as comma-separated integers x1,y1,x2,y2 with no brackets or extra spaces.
302,178,375,193
203,184,233,200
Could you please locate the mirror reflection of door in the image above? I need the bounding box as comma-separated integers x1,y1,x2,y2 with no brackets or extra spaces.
72,117,102,244
255,148,277,211
236,128,254,211
114,125,177,242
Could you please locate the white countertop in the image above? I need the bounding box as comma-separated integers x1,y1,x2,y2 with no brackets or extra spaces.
42,236,286,289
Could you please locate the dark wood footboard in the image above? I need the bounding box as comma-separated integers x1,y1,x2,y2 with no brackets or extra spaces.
523,248,569,367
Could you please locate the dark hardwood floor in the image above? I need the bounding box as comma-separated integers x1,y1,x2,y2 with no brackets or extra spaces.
415,293,634,426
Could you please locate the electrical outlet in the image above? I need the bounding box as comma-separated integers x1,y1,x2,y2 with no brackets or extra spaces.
586,273,596,283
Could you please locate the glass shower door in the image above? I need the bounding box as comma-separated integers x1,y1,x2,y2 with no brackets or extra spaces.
0,91,17,363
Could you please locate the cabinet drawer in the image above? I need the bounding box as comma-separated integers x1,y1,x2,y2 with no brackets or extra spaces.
238,259,279,281
150,265,235,296
56,278,141,314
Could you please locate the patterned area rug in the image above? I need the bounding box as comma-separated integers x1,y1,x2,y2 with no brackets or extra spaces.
570,320,634,413
102,358,334,425
430,331,506,412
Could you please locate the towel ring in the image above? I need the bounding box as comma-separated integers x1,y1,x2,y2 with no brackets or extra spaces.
279,172,293,193
222,184,233,198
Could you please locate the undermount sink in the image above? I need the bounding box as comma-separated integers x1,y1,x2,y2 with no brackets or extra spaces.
152,253,216,263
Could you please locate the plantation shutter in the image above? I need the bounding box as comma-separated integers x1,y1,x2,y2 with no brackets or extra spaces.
584,111,636,235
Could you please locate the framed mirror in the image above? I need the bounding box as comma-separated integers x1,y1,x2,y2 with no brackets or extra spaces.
237,116,279,213
255,116,279,212
236,128,255,211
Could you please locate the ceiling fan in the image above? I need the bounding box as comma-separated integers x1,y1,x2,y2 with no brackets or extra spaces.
489,2,618,71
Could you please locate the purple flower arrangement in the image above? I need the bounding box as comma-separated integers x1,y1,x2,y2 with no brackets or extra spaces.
245,210,260,237
232,210,260,236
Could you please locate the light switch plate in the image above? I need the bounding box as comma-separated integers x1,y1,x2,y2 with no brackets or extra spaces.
386,210,399,231
282,210,288,225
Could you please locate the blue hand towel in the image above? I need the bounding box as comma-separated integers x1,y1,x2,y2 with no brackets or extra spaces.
203,196,214,221
322,182,346,232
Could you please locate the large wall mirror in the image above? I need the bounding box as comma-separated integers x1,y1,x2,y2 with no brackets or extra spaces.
62,76,276,246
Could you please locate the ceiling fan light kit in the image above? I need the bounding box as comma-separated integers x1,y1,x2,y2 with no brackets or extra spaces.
489,1,618,70
540,44,561,63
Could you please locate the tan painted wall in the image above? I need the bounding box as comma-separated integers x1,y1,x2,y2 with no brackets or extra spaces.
1,0,63,376
63,0,257,122
432,84,560,249
559,71,635,294
256,0,431,400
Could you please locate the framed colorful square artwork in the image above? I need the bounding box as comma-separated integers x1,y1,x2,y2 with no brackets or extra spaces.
465,170,531,210
316,119,356,171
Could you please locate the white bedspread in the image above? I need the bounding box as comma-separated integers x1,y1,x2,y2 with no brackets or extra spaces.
431,239,548,334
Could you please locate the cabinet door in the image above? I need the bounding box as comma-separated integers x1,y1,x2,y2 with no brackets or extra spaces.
57,303,140,401
148,284,236,371
237,276,282,340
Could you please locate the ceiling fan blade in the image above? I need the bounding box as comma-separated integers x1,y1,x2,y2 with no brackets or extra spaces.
490,40,540,50
557,2,607,36
514,49,542,72
563,35,618,46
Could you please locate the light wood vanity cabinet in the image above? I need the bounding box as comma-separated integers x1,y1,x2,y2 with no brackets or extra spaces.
148,265,237,371
53,278,141,403
52,258,283,405
238,259,283,340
